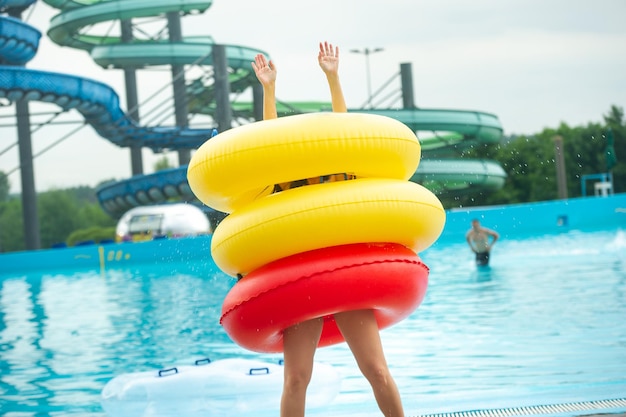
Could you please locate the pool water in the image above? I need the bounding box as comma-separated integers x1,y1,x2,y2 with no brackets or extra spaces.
1,228,625,417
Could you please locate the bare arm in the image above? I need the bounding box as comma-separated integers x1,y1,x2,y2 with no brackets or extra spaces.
466,232,477,252
488,229,500,248
251,54,278,120
318,41,347,113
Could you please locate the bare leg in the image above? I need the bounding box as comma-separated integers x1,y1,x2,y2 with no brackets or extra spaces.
335,309,404,417
281,318,323,417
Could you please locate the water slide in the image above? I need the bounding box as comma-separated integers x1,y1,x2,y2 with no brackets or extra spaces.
1,0,506,219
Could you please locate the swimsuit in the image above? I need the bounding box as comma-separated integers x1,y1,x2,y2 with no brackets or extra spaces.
475,251,490,266
274,174,356,192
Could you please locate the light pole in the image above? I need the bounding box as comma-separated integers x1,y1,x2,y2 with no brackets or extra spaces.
350,47,384,108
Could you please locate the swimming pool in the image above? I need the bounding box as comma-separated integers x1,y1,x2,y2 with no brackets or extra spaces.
1,227,625,417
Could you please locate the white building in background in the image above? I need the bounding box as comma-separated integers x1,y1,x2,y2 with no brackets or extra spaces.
115,203,211,242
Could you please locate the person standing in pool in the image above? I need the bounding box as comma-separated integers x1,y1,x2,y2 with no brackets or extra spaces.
466,219,499,266
251,42,405,417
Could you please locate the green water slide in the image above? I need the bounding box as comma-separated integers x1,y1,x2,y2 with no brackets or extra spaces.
42,0,505,215
228,102,507,193
44,0,265,98
227,102,508,194
353,108,506,193
41,0,271,215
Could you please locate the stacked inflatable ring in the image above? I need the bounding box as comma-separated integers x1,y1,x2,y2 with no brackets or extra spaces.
187,112,445,353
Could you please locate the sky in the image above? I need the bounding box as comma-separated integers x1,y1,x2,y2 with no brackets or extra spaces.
1,0,625,194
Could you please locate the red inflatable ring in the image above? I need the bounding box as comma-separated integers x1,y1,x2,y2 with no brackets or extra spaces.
220,242,429,353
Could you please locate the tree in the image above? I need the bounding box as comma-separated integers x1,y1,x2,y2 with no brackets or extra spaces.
37,188,117,247
38,190,82,248
78,203,116,228
66,226,116,246
0,199,24,252
440,105,624,208
0,185,117,252
603,105,625,193
154,155,173,171
604,105,624,129
0,171,9,202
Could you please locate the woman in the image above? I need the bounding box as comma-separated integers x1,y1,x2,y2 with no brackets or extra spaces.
251,42,405,417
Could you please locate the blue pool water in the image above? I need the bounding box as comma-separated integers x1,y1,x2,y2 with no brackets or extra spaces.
1,228,625,417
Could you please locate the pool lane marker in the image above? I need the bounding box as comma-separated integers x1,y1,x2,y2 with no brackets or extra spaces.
413,398,626,417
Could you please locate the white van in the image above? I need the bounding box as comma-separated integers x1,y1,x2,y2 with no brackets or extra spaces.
115,203,211,242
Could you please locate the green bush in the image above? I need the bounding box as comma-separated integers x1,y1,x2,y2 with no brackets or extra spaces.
66,226,116,247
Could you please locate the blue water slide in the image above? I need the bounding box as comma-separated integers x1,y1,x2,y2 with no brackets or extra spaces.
39,0,269,216
0,0,35,12
96,167,191,216
0,67,216,150
0,0,223,218
0,8,214,151
0,13,39,63
3,0,507,219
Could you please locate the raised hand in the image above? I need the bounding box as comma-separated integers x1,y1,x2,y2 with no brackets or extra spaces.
251,53,276,87
318,41,340,76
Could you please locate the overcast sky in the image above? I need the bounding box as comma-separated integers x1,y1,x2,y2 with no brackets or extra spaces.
1,0,625,194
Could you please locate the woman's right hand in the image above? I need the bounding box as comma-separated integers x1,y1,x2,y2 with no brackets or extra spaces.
318,41,340,76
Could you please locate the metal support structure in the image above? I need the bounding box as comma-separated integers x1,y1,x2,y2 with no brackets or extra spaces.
15,97,40,249
400,62,415,109
581,172,613,197
553,135,568,199
8,7,40,250
212,44,232,132
252,83,263,121
121,19,143,176
167,11,190,165
350,47,384,109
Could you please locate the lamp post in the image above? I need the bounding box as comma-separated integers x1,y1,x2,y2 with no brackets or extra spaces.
350,47,384,108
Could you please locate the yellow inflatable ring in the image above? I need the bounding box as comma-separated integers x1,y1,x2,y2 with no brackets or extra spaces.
187,112,420,213
212,178,445,276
